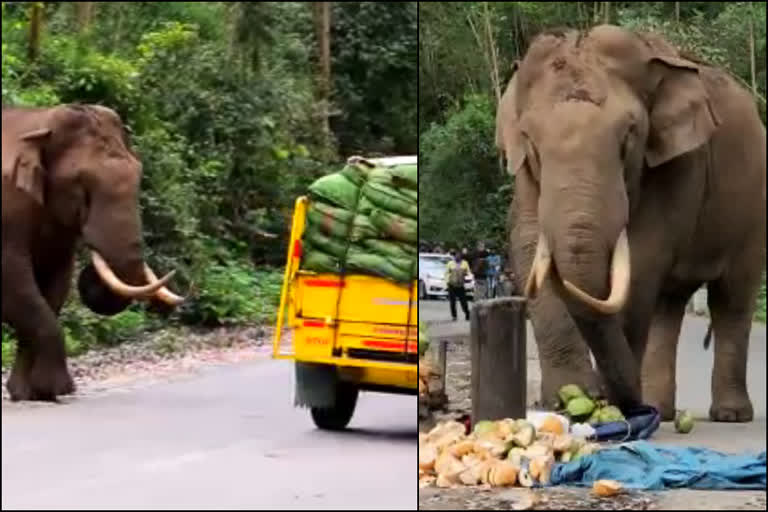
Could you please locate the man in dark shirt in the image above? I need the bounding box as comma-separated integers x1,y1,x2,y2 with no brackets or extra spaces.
471,241,490,299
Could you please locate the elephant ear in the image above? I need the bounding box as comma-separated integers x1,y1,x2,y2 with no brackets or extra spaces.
496,63,526,176
1,127,51,205
645,55,720,168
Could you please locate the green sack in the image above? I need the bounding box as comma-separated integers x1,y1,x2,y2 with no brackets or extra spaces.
370,209,417,244
339,163,370,187
357,195,376,215
362,181,417,219
367,167,394,185
302,247,341,274
398,188,418,202
308,173,361,210
346,246,414,283
306,202,354,239
390,164,417,190
350,214,380,241
363,238,416,261
304,226,349,259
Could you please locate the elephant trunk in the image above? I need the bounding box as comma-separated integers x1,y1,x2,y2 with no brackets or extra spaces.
556,228,630,315
83,197,184,305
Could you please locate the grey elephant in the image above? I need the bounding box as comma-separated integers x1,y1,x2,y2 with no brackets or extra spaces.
496,25,765,422
2,104,184,401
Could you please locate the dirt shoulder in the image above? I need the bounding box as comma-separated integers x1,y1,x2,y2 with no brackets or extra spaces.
1,325,274,403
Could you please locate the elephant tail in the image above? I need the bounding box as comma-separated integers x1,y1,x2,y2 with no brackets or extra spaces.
702,322,714,350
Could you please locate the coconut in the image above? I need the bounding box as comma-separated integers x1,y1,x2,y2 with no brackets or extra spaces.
558,384,587,406
511,421,536,447
593,479,623,496
419,443,437,471
675,410,695,434
566,396,596,419
488,461,519,487
472,420,497,436
552,434,575,454
538,414,565,435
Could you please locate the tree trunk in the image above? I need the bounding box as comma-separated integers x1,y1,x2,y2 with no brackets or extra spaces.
482,2,505,174
313,2,332,141
28,2,43,62
749,4,757,96
75,2,93,32
675,2,680,24
603,2,611,24
471,297,528,423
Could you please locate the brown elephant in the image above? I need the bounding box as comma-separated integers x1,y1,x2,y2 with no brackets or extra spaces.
496,25,766,422
2,104,184,401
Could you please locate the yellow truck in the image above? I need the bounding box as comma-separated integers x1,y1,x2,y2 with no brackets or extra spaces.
273,156,418,430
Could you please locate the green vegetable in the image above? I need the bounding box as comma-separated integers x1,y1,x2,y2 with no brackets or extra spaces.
675,410,695,434
598,405,625,423
565,396,596,418
558,384,587,407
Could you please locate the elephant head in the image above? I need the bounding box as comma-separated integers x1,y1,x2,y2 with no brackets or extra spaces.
1,104,184,314
497,25,719,315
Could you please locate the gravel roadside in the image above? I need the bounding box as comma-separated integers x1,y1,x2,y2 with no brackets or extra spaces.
1,325,275,403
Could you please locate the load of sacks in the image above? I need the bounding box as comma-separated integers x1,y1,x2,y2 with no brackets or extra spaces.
301,158,418,285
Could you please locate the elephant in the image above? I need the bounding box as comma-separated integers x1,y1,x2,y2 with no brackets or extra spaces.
2,104,185,401
495,25,766,422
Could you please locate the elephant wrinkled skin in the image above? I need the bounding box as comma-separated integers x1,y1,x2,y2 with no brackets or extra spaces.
2,104,184,402
496,26,766,422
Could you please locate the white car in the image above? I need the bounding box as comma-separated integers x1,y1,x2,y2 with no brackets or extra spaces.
418,252,474,300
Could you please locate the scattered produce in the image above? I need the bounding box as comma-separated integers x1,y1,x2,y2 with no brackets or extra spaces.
558,384,625,425
418,416,603,489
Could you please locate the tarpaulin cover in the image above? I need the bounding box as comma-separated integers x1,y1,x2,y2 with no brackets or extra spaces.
550,441,767,490
590,405,661,442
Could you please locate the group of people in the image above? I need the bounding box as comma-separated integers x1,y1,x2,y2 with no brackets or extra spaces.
440,241,507,321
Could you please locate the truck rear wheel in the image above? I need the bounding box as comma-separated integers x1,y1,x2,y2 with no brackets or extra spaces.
310,383,359,431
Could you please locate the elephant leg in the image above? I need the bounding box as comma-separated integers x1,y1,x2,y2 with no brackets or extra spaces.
640,295,689,421
706,272,758,423
41,255,75,315
510,217,600,408
2,255,74,401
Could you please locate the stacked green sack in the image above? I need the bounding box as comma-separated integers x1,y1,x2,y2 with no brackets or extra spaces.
301,159,418,284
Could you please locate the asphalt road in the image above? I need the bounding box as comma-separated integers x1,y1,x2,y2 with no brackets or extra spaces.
420,298,766,451
1,359,416,510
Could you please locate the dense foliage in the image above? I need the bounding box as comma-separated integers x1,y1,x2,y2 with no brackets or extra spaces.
1,1,417,362
419,1,766,320
419,1,767,249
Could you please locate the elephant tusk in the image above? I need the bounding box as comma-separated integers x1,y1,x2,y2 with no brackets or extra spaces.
562,228,631,315
143,264,185,306
90,251,175,299
524,232,552,299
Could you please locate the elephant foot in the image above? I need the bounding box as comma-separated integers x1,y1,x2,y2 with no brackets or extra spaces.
540,366,602,409
9,362,76,402
641,385,676,421
710,393,753,422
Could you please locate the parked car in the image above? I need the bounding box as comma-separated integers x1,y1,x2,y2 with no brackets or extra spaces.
418,252,474,300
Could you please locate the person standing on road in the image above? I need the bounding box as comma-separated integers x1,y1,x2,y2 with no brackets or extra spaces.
445,250,472,321
486,248,501,298
471,241,490,300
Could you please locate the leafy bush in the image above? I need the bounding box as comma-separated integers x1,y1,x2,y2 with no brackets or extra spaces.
419,94,511,250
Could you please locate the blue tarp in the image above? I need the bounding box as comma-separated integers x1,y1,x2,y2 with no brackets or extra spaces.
550,441,767,490
590,405,661,442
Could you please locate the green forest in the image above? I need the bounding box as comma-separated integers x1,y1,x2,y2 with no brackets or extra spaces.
418,1,766,321
1,1,417,364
